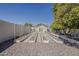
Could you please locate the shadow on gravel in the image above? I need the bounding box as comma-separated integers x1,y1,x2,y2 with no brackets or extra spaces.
59,37,79,49
0,35,21,53
0,33,29,53
0,38,15,53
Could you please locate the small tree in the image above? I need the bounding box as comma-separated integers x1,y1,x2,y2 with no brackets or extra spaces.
24,22,32,27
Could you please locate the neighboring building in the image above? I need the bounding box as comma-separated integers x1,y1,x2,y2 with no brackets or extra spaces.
31,26,35,32
31,24,50,33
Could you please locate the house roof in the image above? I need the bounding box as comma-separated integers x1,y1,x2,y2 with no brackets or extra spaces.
35,24,48,27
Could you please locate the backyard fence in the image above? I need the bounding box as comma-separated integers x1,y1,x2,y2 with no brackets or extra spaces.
0,20,31,43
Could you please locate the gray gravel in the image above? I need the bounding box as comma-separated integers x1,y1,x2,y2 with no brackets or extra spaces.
2,42,79,56
1,32,79,56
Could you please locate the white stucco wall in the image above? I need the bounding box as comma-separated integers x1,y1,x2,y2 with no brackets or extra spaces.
0,20,31,43
34,25,48,33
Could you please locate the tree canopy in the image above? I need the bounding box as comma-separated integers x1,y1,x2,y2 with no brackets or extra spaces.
51,3,79,31
24,22,32,27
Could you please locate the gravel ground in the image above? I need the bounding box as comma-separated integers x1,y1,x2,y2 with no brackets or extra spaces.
1,32,79,56
1,42,79,56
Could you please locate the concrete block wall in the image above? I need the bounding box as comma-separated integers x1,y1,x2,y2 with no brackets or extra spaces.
0,20,31,43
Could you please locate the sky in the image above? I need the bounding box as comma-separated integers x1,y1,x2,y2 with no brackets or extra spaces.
0,3,53,26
